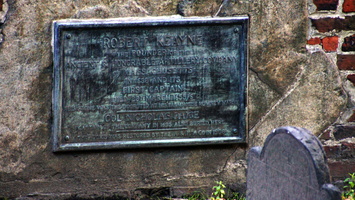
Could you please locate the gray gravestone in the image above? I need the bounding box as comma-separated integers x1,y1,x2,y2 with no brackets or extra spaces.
247,126,341,200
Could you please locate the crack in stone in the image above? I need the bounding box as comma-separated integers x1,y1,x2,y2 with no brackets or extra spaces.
220,148,238,173
218,147,247,176
249,67,283,96
249,61,306,133
214,0,229,17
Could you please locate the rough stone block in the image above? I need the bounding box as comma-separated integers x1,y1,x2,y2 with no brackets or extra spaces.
171,186,208,198
249,51,346,148
247,126,341,200
133,187,171,199
0,0,347,198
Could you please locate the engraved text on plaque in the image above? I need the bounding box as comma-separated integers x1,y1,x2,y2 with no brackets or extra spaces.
52,17,248,151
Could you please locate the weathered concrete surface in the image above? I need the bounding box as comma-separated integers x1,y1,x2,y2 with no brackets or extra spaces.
0,0,346,198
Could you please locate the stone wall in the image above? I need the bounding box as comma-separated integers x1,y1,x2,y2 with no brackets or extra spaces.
0,0,349,199
307,0,355,183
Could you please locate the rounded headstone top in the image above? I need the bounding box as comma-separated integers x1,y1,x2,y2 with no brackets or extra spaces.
247,126,341,200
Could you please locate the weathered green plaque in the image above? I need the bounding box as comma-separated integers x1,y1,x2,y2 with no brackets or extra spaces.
52,17,248,151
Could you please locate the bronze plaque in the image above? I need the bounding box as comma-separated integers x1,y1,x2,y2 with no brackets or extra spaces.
52,17,248,151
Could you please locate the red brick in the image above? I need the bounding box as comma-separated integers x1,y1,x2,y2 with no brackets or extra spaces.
333,125,355,140
322,36,339,52
311,18,338,32
324,142,355,160
337,54,355,70
341,142,355,159
348,112,355,122
0,0,2,11
347,74,355,87
343,0,355,12
323,145,341,158
328,161,355,179
311,16,355,32
307,37,322,45
342,34,355,51
347,109,355,123
314,0,339,10
342,16,355,30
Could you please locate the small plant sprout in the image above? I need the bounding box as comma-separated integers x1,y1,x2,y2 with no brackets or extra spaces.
343,173,355,200
211,181,226,200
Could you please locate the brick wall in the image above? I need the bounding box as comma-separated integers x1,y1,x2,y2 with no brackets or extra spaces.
308,0,355,182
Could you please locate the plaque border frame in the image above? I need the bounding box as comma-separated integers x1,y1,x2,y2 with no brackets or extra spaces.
52,16,248,152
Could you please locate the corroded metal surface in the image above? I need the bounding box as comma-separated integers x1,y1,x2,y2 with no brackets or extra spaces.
52,17,248,151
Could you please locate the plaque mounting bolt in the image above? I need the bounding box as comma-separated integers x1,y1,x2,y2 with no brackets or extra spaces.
234,28,239,33
66,34,71,39
64,135,70,141
232,128,238,134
